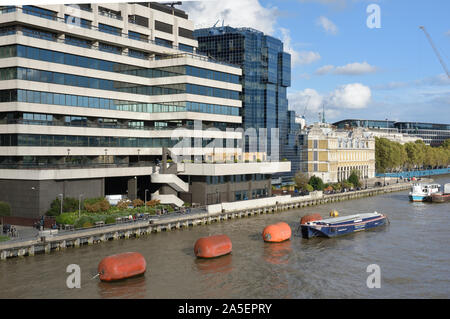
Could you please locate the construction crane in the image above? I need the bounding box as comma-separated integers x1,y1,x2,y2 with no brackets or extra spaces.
301,95,311,119
419,26,450,78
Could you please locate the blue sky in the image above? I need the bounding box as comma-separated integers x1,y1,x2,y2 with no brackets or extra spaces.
182,0,450,124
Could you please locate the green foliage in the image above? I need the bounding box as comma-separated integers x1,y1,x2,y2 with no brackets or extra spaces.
342,181,353,189
83,197,110,213
0,201,11,216
74,216,95,229
305,184,314,192
104,216,116,224
46,197,78,216
55,212,77,225
375,137,450,173
0,235,10,242
348,171,361,188
294,171,309,191
332,183,342,191
308,175,324,191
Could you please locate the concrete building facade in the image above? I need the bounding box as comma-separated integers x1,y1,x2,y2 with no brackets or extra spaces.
0,3,289,217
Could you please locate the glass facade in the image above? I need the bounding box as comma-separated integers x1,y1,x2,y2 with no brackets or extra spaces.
0,66,239,100
0,89,239,116
332,119,450,146
194,26,299,181
0,44,239,84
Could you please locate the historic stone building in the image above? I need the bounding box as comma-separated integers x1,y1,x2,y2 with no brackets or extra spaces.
300,123,376,184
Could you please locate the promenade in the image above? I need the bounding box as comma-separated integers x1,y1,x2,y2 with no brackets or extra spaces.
0,178,422,261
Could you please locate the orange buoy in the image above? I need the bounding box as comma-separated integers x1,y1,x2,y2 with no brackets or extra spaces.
98,252,146,282
300,213,323,225
262,222,292,243
194,234,232,258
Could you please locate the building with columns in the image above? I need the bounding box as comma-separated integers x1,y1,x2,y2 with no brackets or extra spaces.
300,123,376,184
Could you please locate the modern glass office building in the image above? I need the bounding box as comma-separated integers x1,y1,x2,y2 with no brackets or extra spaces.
0,3,290,217
333,119,450,146
193,26,300,183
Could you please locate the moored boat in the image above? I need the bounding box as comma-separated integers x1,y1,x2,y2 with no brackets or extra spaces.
408,183,440,202
300,212,388,239
431,183,450,203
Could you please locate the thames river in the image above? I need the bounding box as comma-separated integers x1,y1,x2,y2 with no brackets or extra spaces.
0,175,449,299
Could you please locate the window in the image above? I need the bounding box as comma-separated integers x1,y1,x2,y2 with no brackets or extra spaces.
154,37,172,48
98,23,122,36
65,36,91,48
178,27,194,39
22,6,56,20
179,43,193,53
64,15,91,29
99,43,122,55
128,31,148,42
155,20,173,34
128,15,149,27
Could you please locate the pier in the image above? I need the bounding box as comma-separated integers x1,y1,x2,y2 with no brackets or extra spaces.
0,181,414,260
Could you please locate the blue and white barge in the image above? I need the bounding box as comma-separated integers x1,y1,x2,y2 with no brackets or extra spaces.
300,212,388,239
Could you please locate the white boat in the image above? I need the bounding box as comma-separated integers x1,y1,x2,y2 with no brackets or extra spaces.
408,183,440,202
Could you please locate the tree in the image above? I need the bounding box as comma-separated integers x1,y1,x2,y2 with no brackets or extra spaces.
308,175,324,191
46,197,78,216
348,171,361,188
0,201,11,216
294,171,309,191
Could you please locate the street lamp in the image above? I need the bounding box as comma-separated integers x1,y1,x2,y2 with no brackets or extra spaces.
58,193,63,216
78,194,83,218
145,189,149,208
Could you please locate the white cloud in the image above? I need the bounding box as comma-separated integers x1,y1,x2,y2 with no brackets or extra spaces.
334,62,377,75
288,88,324,115
180,0,278,35
315,64,335,75
315,62,377,75
327,83,372,109
372,73,450,90
316,16,338,35
298,51,321,65
279,27,302,67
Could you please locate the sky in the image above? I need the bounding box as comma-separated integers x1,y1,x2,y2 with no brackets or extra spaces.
180,0,450,125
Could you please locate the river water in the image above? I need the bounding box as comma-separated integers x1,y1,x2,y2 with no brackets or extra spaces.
0,176,449,299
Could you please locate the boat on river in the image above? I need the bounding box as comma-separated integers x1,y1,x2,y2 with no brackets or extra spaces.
408,183,440,202
300,212,388,239
431,183,450,203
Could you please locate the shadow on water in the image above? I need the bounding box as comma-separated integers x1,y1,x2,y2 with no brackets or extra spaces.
97,274,147,299
262,240,292,265
194,253,233,274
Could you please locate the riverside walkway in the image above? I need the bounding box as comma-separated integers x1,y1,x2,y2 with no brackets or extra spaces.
0,180,419,261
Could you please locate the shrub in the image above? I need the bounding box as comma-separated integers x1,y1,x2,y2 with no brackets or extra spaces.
0,201,11,216
117,199,132,210
84,198,110,213
74,216,95,229
104,216,116,224
145,199,160,207
132,199,144,207
55,212,77,225
46,197,79,216
308,175,324,191
305,184,314,192
348,171,361,188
